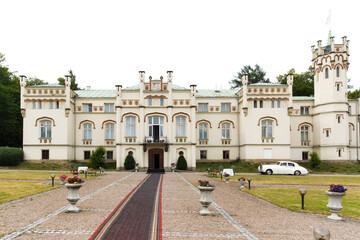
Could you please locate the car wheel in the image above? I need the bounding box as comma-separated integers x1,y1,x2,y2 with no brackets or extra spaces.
294,170,301,176
266,169,273,175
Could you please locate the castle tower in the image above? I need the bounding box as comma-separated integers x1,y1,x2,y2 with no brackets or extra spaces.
312,36,350,160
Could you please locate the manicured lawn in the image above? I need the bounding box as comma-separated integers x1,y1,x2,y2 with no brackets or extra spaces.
0,162,116,171
0,181,61,204
210,174,360,186
241,187,360,220
0,171,96,180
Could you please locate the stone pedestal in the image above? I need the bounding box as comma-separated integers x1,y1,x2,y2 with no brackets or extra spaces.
198,186,215,215
65,183,82,213
239,180,246,188
225,177,230,183
60,178,66,185
325,191,346,220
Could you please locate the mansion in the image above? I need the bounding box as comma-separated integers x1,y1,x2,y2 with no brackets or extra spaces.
20,36,358,170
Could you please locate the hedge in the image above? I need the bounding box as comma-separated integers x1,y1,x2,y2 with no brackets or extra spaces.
0,147,24,166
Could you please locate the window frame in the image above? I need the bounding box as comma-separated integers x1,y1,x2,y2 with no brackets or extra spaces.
223,150,230,160
221,103,231,112
300,106,310,115
301,125,309,142
200,150,207,159
176,116,186,137
106,151,113,160
198,103,208,112
104,103,114,113
325,68,329,79
221,123,231,139
82,103,92,113
83,123,92,140
126,117,136,137
261,120,273,138
40,120,52,139
84,151,91,160
198,123,208,140
105,123,115,140
41,150,49,160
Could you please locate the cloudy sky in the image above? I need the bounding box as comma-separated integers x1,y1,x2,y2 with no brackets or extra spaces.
1,0,359,90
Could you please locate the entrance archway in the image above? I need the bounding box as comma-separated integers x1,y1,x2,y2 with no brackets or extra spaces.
148,148,164,173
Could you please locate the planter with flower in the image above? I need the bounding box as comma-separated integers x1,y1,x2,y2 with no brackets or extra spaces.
238,177,246,188
198,180,215,215
223,173,230,183
59,174,68,185
65,177,84,213
325,184,347,220
171,163,176,172
72,171,79,178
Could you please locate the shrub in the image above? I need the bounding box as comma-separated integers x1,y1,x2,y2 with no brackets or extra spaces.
124,154,135,170
0,147,23,166
310,151,321,169
89,146,105,169
177,155,187,170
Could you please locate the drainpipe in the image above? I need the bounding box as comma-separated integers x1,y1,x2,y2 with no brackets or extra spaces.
237,94,241,162
356,98,359,163
74,94,77,162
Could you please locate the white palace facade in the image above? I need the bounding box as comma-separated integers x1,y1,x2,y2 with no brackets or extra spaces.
20,36,359,170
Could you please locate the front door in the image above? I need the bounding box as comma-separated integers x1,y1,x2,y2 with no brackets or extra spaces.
153,125,160,142
148,148,164,170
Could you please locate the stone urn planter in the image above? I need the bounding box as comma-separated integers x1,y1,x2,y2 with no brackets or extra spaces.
198,186,215,215
65,183,82,213
239,179,246,188
60,178,66,185
325,191,346,220
224,177,230,183
135,164,139,172
171,164,176,172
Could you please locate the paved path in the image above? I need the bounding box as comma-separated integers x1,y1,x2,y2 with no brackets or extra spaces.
0,171,359,239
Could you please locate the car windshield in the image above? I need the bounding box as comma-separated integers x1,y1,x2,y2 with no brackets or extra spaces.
276,162,281,165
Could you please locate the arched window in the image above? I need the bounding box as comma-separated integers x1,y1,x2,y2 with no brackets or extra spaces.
106,123,114,140
261,120,273,138
221,123,230,139
126,117,136,137
199,123,208,140
301,126,309,142
325,68,329,79
176,116,186,137
336,67,340,77
40,121,52,138
83,123,92,140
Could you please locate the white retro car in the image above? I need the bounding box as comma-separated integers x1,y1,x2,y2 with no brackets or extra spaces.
258,161,309,175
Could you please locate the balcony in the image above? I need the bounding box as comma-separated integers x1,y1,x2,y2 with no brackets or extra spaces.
145,136,167,144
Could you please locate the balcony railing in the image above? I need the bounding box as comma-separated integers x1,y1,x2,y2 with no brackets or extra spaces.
145,136,167,144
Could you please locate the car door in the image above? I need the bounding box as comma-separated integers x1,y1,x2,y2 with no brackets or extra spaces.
287,162,296,174
278,162,287,174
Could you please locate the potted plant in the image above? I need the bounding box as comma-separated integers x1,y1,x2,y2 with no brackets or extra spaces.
59,174,68,185
171,163,176,172
325,184,347,220
198,180,215,215
65,177,84,213
72,171,79,178
238,177,246,188
223,173,231,183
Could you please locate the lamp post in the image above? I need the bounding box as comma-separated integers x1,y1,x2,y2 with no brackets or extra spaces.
299,188,307,210
231,165,235,175
247,177,252,190
219,165,223,180
50,174,55,187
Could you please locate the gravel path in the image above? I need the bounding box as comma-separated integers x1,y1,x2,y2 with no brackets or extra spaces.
0,171,359,240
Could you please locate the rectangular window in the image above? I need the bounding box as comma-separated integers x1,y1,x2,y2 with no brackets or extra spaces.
160,97,164,106
221,123,231,139
277,100,280,108
301,126,309,142
83,123,92,140
326,130,330,137
38,101,42,109
336,84,340,91
83,104,92,112
126,117,136,137
261,120,273,138
349,106,352,114
84,151,91,160
200,150,207,159
40,121,52,138
104,103,114,112
271,101,275,108
176,116,186,137
198,103,208,112
300,106,310,115
221,103,231,112
338,150,341,157
41,150,49,159
106,151,113,160
148,97,152,106
106,123,115,140
32,101,36,109
259,100,263,108
302,152,309,160
49,101,54,109
55,101,60,109
199,123,208,140
338,116,341,123
254,101,257,108
223,150,229,160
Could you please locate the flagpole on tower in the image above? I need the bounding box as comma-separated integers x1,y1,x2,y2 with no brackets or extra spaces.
326,10,332,45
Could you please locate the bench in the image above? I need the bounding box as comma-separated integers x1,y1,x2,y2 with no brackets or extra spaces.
87,168,97,176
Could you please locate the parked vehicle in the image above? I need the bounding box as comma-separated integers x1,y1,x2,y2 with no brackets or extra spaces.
258,161,309,175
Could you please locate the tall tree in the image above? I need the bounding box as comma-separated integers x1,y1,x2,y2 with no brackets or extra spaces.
230,64,270,88
276,67,314,96
58,70,81,91
0,53,22,147
26,77,48,86
348,89,360,99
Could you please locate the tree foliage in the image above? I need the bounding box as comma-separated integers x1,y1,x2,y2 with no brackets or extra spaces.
0,147,23,166
0,53,23,147
177,155,187,170
277,67,314,96
89,146,105,169
124,154,135,170
26,77,48,86
348,88,360,99
57,69,81,91
310,152,321,169
230,64,270,88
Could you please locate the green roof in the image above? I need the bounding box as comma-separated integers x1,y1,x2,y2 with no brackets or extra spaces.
74,90,116,98
26,84,65,88
196,89,238,97
123,84,189,90
293,96,314,101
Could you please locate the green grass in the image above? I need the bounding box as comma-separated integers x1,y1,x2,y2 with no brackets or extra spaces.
0,171,96,180
210,174,360,186
242,187,360,220
0,181,61,204
0,162,116,171
196,161,360,174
